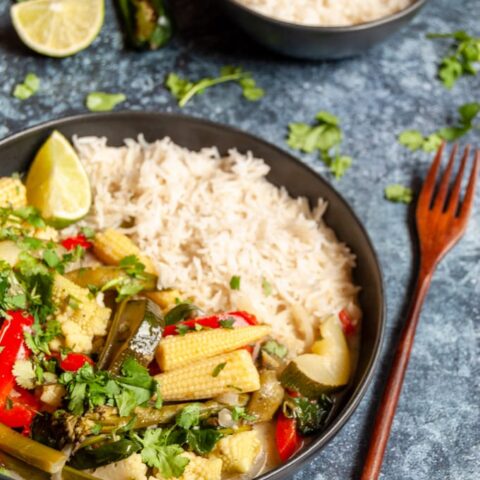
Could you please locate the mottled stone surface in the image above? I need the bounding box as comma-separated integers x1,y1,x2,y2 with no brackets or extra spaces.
0,0,478,478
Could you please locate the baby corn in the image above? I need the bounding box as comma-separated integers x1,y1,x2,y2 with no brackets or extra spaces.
0,177,27,209
93,228,155,273
155,350,260,401
157,325,270,371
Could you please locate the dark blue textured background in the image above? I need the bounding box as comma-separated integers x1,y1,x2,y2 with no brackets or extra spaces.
0,0,478,478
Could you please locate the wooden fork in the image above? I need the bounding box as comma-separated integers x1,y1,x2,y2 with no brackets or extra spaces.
361,143,479,480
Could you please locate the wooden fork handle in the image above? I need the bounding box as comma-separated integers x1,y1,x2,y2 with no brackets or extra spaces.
361,267,434,480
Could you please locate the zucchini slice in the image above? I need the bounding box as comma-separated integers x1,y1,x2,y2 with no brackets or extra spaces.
280,315,351,398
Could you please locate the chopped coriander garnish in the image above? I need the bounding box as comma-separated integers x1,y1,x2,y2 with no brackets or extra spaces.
166,66,264,108
176,404,201,429
81,226,95,239
427,31,480,89
212,362,227,377
13,73,40,100
384,184,413,204
176,324,190,336
262,278,272,296
287,111,352,179
231,406,257,423
219,318,235,329
229,275,241,290
134,429,189,478
262,339,288,359
86,92,126,112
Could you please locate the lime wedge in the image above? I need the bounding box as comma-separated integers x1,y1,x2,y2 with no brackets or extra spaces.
26,131,91,228
11,0,104,58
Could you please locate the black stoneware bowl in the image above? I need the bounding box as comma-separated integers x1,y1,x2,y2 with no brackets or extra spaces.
0,112,385,480
220,0,429,59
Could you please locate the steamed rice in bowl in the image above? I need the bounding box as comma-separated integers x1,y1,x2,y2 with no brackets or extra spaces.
234,0,415,26
72,135,361,355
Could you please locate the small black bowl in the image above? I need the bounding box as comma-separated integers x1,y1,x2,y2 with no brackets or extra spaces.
0,112,385,479
220,0,429,59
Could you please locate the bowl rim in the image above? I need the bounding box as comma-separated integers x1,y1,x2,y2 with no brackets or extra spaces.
0,111,386,479
222,0,428,32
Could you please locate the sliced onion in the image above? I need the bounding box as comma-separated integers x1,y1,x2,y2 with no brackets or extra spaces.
218,408,235,428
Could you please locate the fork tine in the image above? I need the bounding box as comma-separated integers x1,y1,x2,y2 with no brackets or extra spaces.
417,141,445,212
432,144,458,212
459,149,479,218
445,145,470,215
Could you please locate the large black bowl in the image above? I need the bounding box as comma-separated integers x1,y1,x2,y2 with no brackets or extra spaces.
220,0,428,59
0,112,384,479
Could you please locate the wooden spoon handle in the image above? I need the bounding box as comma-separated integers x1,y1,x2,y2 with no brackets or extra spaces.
361,269,433,480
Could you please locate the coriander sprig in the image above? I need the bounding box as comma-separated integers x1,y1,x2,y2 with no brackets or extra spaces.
398,102,480,152
166,66,264,107
428,31,480,89
287,111,353,179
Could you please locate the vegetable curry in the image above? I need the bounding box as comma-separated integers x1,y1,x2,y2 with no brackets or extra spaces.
0,137,359,480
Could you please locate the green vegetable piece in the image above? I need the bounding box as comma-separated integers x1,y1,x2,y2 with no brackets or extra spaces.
0,451,49,480
422,134,443,152
329,155,352,179
117,0,172,50
164,302,199,326
13,73,40,100
247,369,284,422
229,275,241,290
86,92,126,112
107,299,163,374
68,438,142,470
384,184,413,204
0,423,67,474
62,466,103,480
315,111,339,125
176,404,202,429
186,429,223,455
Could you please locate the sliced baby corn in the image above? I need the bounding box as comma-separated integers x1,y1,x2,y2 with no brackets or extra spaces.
157,325,270,371
93,228,155,273
155,349,261,401
0,177,27,209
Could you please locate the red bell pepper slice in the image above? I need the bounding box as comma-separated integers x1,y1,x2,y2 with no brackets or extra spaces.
0,387,40,434
163,310,258,336
339,308,356,336
61,234,93,251
275,412,303,462
58,353,94,372
0,311,34,405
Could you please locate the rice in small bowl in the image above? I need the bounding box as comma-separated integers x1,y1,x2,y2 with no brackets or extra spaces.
220,0,428,59
233,0,414,27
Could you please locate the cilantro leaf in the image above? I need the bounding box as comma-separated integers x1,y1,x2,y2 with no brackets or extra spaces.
286,112,352,179
219,318,235,329
428,31,480,89
166,67,264,107
86,92,126,112
384,184,413,204
398,130,424,151
137,429,189,478
186,429,222,455
398,102,480,152
13,73,40,100
262,278,272,296
176,404,201,429
212,362,227,377
262,339,288,359
229,275,241,290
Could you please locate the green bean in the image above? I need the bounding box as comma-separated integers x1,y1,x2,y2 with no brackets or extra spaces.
0,423,66,474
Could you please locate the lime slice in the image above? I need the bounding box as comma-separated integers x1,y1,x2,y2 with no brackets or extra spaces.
11,0,104,58
26,131,91,227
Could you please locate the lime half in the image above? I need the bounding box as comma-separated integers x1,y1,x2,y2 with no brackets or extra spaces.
11,0,104,58
26,131,91,227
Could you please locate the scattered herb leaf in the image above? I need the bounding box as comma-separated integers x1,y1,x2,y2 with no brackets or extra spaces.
229,275,241,291
86,92,126,112
212,362,227,377
384,184,413,204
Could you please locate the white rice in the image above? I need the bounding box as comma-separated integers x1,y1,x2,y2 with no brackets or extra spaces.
73,135,360,354
235,0,413,26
